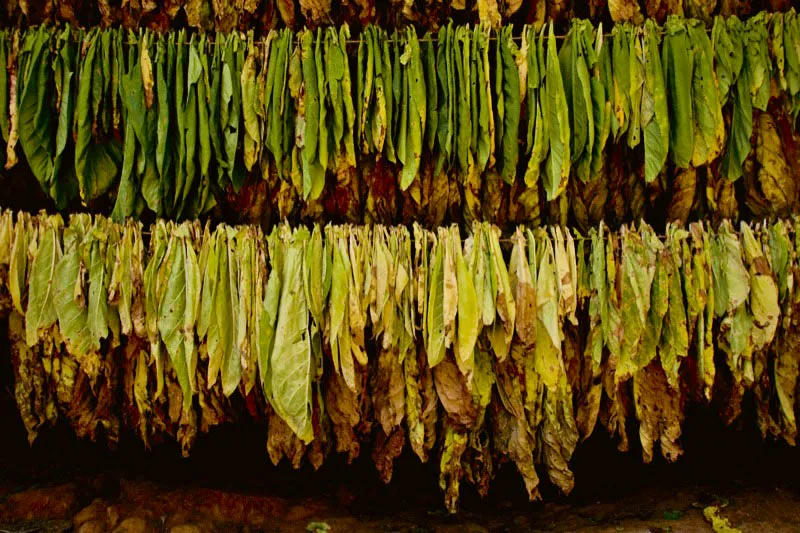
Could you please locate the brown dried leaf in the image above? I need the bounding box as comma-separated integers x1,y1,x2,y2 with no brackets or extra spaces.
667,166,697,225
373,347,405,435
325,367,362,463
372,427,405,484
540,378,578,494
644,0,683,23
267,410,306,469
633,361,684,463
608,0,644,24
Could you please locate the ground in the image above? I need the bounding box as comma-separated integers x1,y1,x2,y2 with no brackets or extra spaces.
1,475,799,532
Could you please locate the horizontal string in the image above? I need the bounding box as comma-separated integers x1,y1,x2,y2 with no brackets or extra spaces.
137,221,776,243
32,24,716,47
116,28,711,47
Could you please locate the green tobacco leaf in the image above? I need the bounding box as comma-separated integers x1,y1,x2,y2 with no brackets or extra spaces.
396,30,409,170
356,31,366,149
717,17,753,182
688,21,724,167
25,217,62,346
75,30,120,204
181,36,202,217
642,20,669,183
114,31,153,222
456,236,479,366
144,221,168,397
269,233,314,442
769,221,791,303
559,21,593,182
315,29,329,173
741,223,779,350
155,33,172,200
236,229,256,394
611,25,631,140
712,16,743,106
207,230,242,396
662,17,693,169
197,229,218,341
300,29,323,200
745,14,771,112
259,254,282,393
55,248,99,361
241,33,260,172
616,228,656,382
53,29,78,206
340,25,356,166
368,27,386,156
493,27,503,173
454,26,470,173
511,229,535,347
223,34,244,192
328,233,352,386
525,27,548,188
17,29,60,206
487,226,515,360
158,230,200,410
0,30,9,144
427,238,445,367
719,67,752,182
500,26,520,184
475,25,492,173
424,33,438,153
436,23,454,173
400,27,425,191
588,226,606,369
270,30,292,179
158,236,191,406
84,233,108,351
391,31,402,162
711,222,749,317
535,234,560,388
783,12,800,118
659,226,689,388
325,28,345,155
627,27,644,149
544,23,570,201
590,27,612,179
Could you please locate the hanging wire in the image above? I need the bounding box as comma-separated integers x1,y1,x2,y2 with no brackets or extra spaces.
126,33,561,46
124,29,700,46
81,20,714,48
138,224,690,242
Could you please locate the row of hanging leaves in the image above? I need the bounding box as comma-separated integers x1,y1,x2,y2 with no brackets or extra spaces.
3,208,800,512
1,11,800,227
0,0,791,34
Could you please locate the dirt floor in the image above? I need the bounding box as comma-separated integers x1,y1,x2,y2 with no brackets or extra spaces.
1,472,799,532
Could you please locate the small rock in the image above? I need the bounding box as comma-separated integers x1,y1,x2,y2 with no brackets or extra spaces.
285,506,313,522
78,520,109,533
74,499,110,528
164,510,216,533
285,498,329,523
170,525,203,533
1,483,79,521
112,516,153,533
163,510,192,529
106,504,121,528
